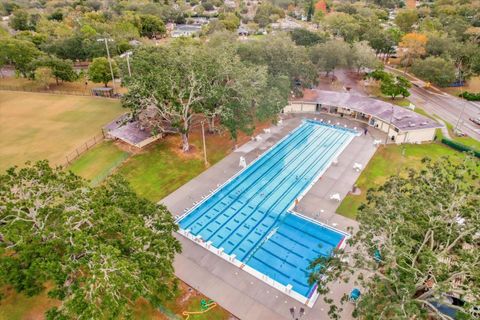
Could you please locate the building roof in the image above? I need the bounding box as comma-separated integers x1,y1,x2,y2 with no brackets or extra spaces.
292,89,442,131
104,115,156,146
271,18,302,30
171,24,202,37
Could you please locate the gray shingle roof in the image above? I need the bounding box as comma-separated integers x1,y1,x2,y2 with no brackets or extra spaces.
293,90,442,131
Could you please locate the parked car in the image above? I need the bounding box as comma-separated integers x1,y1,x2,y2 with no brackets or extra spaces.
469,117,480,126
454,128,467,137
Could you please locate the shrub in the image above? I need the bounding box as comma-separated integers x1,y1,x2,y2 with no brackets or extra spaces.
441,138,480,158
459,91,480,101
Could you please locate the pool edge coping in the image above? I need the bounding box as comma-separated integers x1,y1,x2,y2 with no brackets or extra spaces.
175,120,359,307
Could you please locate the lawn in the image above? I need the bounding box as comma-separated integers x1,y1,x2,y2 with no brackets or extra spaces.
68,141,130,185
336,143,465,219
117,130,235,202
0,91,124,171
109,115,272,202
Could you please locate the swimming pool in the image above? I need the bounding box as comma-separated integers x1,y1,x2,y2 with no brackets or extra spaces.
178,120,356,305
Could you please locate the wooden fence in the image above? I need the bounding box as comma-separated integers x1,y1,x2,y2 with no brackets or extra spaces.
0,84,120,99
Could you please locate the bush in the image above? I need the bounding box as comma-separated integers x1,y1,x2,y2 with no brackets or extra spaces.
202,2,214,11
459,91,480,101
289,29,325,47
441,138,480,158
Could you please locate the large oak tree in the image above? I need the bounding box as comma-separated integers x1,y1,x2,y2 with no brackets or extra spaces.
123,39,286,152
310,156,480,319
0,161,181,319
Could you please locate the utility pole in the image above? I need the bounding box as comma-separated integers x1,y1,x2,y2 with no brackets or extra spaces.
120,51,133,77
384,105,394,145
126,53,131,77
201,121,208,167
97,37,116,93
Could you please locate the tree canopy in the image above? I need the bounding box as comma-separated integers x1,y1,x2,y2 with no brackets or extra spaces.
35,56,78,85
289,28,326,47
368,69,411,99
310,39,351,75
88,57,119,87
0,38,41,77
310,156,480,319
136,14,166,39
394,9,419,33
237,34,317,93
123,39,287,152
0,161,181,319
411,56,456,87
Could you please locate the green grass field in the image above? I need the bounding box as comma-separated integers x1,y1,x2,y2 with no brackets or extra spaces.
118,131,232,202
68,141,129,185
336,143,465,219
0,91,124,171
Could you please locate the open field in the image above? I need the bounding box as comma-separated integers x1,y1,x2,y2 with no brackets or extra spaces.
0,91,124,171
336,143,466,219
68,141,130,185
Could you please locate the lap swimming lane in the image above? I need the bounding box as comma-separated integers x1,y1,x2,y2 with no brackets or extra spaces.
179,120,355,299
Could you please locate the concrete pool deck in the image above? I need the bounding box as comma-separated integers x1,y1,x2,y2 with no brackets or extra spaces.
161,113,382,319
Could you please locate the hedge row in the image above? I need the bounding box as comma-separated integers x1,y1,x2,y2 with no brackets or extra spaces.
458,91,480,101
441,138,480,158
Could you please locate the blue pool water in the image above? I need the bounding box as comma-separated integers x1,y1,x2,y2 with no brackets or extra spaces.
179,120,355,298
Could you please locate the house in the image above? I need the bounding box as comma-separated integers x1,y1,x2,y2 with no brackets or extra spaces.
237,25,251,36
270,17,302,30
171,24,202,38
284,89,442,143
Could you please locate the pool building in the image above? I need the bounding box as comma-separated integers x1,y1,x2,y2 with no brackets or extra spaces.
177,120,358,306
285,90,442,144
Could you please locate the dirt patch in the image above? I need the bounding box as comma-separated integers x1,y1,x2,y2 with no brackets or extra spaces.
114,140,141,154
164,281,232,319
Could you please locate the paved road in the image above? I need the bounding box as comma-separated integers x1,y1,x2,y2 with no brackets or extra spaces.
408,87,480,140
385,66,480,141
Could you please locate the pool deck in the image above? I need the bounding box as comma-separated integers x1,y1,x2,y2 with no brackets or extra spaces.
161,113,382,319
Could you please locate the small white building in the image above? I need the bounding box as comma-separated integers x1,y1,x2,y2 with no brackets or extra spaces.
285,90,442,144
171,24,202,38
